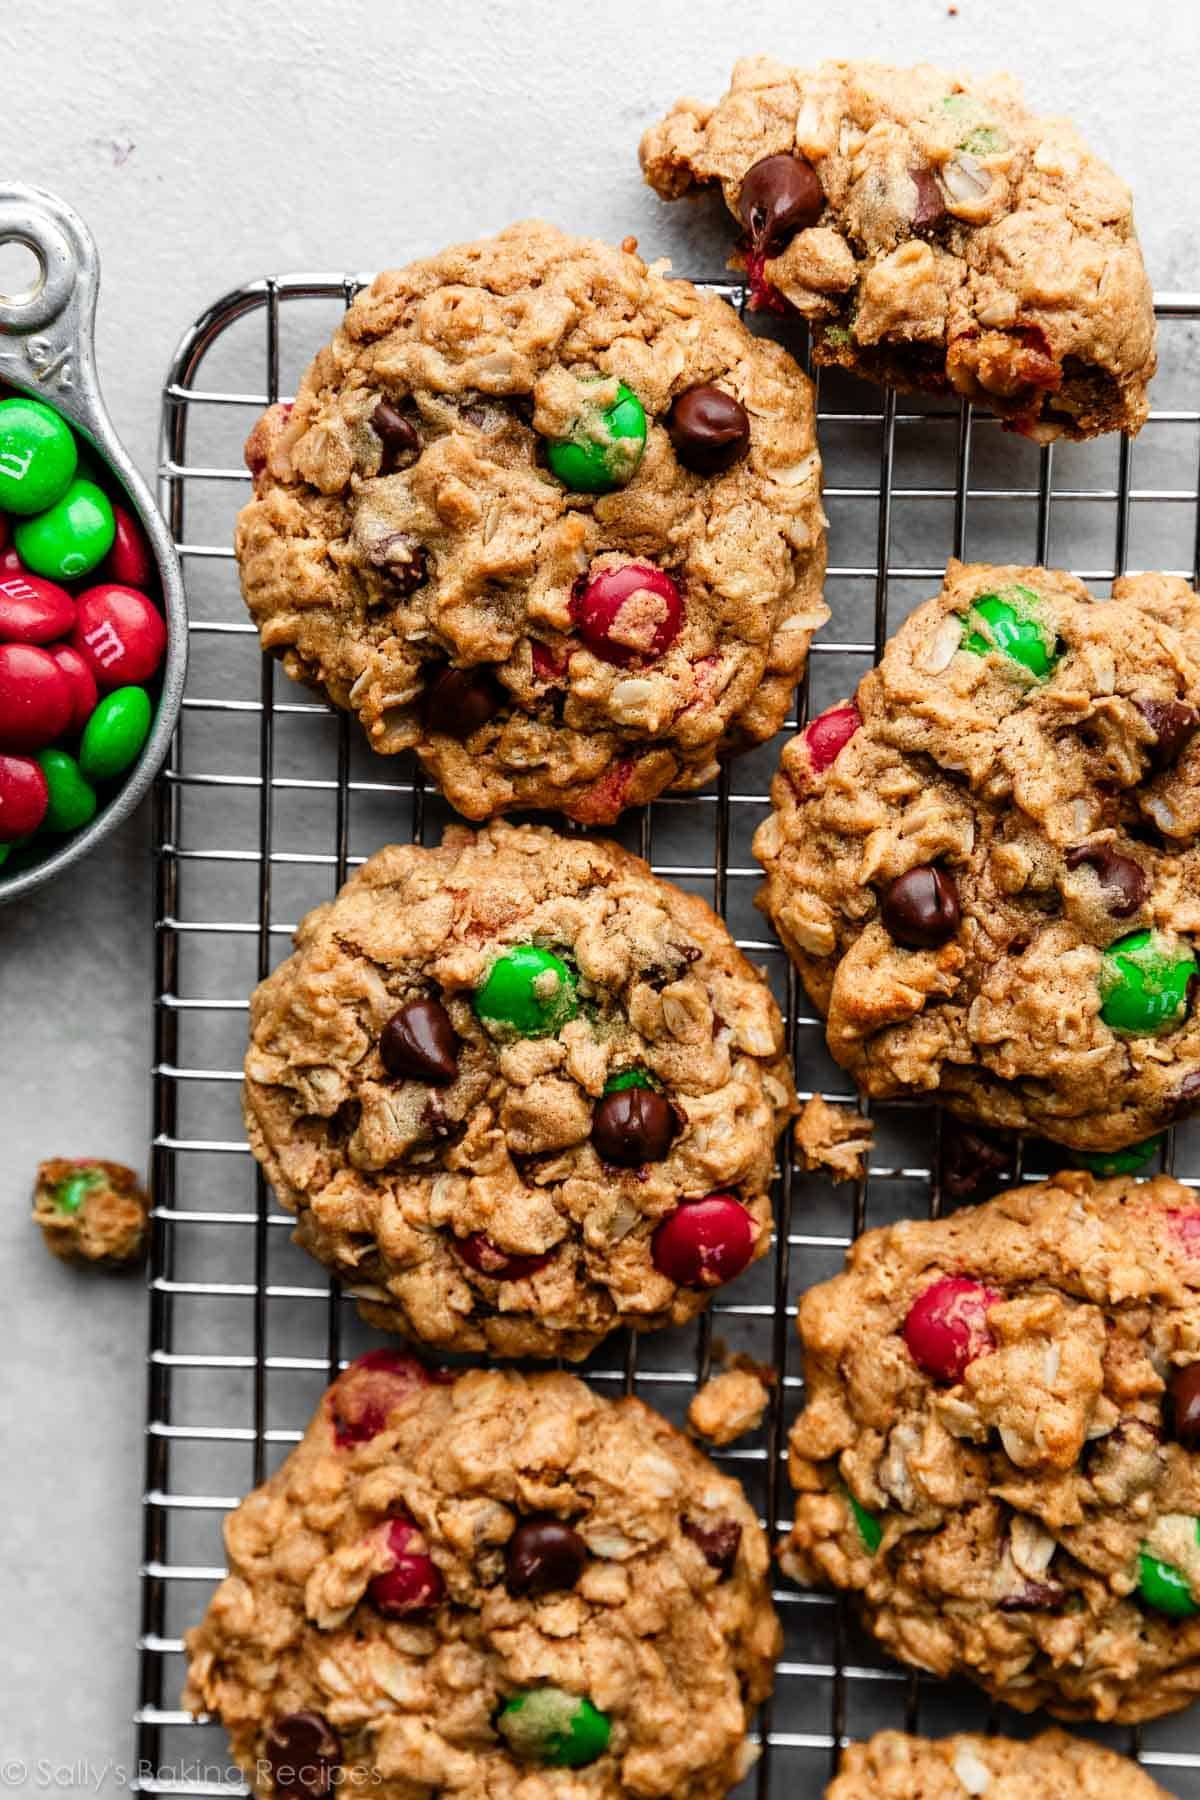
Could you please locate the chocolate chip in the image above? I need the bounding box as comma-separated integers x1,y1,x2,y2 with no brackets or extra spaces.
910,166,947,232
1064,843,1149,919
1174,1071,1200,1118
938,1118,1013,1203
591,1087,676,1166
505,1517,587,1596
682,1516,742,1580
737,153,824,255
880,866,961,949
667,384,751,475
423,666,504,738
263,1711,340,1800
371,397,421,467
998,1580,1065,1613
1169,1365,1200,1447
1137,698,1199,769
365,531,428,595
381,998,459,1084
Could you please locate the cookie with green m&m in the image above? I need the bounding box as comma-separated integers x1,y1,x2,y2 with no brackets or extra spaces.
756,558,1200,1155
641,57,1155,441
32,1155,148,1265
184,1364,781,1800
243,820,794,1361
786,1168,1200,1722
235,220,827,824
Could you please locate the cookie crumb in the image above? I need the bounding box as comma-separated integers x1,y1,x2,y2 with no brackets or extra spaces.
688,1366,773,1445
32,1157,149,1266
795,1095,873,1182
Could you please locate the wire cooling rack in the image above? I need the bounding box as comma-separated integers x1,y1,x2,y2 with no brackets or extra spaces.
134,281,1200,1798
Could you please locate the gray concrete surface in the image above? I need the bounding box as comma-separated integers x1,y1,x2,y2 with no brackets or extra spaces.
1,0,1196,1791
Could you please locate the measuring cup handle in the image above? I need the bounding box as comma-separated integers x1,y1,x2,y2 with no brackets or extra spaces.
0,183,104,443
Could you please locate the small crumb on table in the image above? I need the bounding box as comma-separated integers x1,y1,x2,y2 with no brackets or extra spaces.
688,1366,773,1446
32,1157,149,1266
795,1094,873,1182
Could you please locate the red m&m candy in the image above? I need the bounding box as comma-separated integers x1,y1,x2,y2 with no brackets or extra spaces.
572,562,683,666
805,704,861,772
328,1348,441,1448
72,584,166,690
102,505,156,591
455,1232,556,1281
366,1517,445,1618
0,569,74,645
651,1194,756,1288
903,1275,1001,1384
49,644,98,734
0,753,49,837
0,643,73,750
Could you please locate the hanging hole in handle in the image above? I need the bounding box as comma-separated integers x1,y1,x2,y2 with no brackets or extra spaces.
0,200,77,333
0,235,45,307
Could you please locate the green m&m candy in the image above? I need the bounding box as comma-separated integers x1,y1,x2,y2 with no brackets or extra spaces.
497,1688,611,1768
1099,930,1196,1036
1138,1520,1200,1618
0,396,78,514
961,586,1059,679
36,749,97,834
545,380,646,493
962,124,1008,156
475,946,578,1038
14,477,115,581
1073,1136,1163,1177
603,1068,658,1094
79,686,153,783
53,1166,106,1215
847,1492,883,1554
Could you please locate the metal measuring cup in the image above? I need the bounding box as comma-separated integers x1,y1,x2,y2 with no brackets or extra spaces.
0,183,186,904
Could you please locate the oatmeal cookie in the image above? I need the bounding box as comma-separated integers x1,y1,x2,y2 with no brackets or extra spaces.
183,1357,780,1800
641,58,1155,441
236,220,827,822
32,1156,148,1265
784,1171,1200,1721
754,560,1200,1154
243,821,794,1360
828,1728,1168,1798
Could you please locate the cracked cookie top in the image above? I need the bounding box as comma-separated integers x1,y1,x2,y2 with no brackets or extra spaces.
183,1361,781,1800
754,560,1200,1153
641,58,1155,441
827,1729,1168,1798
243,822,794,1360
784,1172,1200,1722
236,220,827,822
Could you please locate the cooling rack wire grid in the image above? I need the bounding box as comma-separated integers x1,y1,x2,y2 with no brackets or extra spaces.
134,280,1200,1796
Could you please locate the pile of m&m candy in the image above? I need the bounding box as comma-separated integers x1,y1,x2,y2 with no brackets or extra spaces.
0,394,167,872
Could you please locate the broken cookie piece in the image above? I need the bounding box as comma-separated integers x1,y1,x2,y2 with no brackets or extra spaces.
795,1094,873,1182
641,58,1155,441
688,1365,774,1445
33,1157,149,1266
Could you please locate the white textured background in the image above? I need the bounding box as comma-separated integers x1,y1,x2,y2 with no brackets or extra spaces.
0,0,1195,1789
